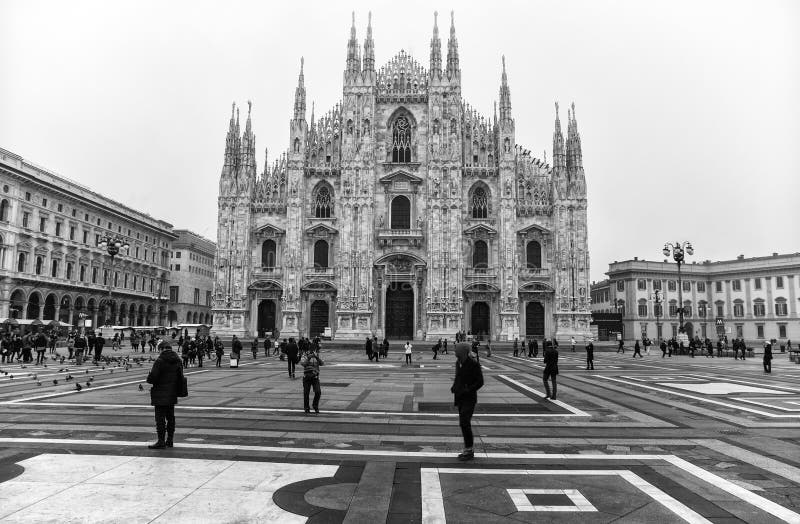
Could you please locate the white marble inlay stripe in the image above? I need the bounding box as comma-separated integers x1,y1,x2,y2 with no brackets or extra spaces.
597,375,800,418
497,375,591,417
663,382,791,395
420,468,446,524
507,488,597,512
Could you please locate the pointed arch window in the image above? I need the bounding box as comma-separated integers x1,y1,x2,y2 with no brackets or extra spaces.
314,186,332,218
471,187,488,218
313,240,329,269
261,239,276,268
392,116,412,163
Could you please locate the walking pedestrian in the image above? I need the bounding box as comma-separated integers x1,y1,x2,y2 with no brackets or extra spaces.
633,340,643,358
146,343,184,449
586,340,594,370
763,340,773,373
617,339,625,354
512,338,519,357
93,332,106,363
214,337,224,367
300,345,324,414
231,335,242,367
570,336,576,352
251,337,258,359
450,342,484,461
365,337,373,361
533,338,539,358
381,337,389,358
441,338,448,355
543,341,559,400
34,330,47,365
264,336,271,358
404,341,412,365
661,339,668,358
286,337,299,378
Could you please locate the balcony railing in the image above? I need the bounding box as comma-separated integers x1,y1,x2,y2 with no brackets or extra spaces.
305,266,335,278
377,227,424,247
519,267,551,281
464,267,498,279
252,266,283,279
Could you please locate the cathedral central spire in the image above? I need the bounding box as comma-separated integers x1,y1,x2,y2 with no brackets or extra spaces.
294,57,306,121
446,11,460,81
429,11,442,77
499,56,512,125
553,102,566,172
363,11,374,72
346,12,361,75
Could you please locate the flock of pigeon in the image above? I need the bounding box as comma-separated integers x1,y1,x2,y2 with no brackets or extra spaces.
0,354,157,393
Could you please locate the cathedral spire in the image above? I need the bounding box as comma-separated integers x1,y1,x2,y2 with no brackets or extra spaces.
346,12,361,75
222,102,238,172
446,11,460,80
240,100,256,177
566,101,583,171
294,57,306,121
363,11,374,72
499,55,512,125
553,102,566,172
429,11,442,77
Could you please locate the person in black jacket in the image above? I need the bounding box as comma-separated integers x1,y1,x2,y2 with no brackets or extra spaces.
450,342,484,461
543,343,559,400
585,340,594,370
286,337,299,378
146,343,183,449
763,341,773,373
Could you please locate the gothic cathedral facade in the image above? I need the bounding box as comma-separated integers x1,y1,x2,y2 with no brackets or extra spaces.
213,13,591,342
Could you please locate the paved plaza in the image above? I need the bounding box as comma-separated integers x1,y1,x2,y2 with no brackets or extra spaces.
1,345,800,523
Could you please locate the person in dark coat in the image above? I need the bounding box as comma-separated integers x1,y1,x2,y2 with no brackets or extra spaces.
286,337,299,378
146,344,183,449
543,343,559,400
763,341,773,373
450,342,484,461
365,337,373,360
93,333,105,362
231,335,242,365
585,340,594,370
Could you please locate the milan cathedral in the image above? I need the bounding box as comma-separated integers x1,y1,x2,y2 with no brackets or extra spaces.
213,12,591,342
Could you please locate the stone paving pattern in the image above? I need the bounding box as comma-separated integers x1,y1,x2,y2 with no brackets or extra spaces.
0,343,799,522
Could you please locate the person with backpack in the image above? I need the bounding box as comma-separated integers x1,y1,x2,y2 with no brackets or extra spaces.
34,330,48,365
300,345,324,414
146,342,184,449
93,332,106,363
286,337,299,378
450,342,484,461
73,332,87,365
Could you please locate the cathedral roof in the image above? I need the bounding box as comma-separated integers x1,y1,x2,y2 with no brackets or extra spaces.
376,50,428,96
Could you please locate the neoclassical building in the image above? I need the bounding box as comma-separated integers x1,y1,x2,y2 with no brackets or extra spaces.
167,229,216,326
0,148,176,330
213,13,591,341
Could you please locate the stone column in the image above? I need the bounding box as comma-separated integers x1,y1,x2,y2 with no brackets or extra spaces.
765,277,774,317
788,275,797,316
744,278,752,317
68,307,74,327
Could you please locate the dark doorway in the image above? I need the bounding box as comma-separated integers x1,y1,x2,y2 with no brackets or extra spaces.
526,241,542,268
309,300,329,337
471,302,490,338
314,240,329,268
683,321,694,339
390,196,411,229
385,282,414,339
525,302,545,338
26,293,41,320
258,300,276,336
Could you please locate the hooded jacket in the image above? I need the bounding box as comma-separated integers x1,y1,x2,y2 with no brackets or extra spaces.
146,349,183,406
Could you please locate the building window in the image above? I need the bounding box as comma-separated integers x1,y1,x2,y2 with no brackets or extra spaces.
753,301,765,317
69,226,75,240
92,267,98,283
754,278,761,290
22,212,29,228
194,288,200,305
123,274,128,288
671,324,678,338
57,203,62,212
314,186,333,218
617,280,624,292
700,324,707,338
652,280,661,291
103,269,108,285
83,230,88,244
51,259,59,277
25,192,31,201
756,324,764,339
733,301,744,317
72,208,76,217
391,115,412,163
114,272,119,286
80,265,86,282
669,302,678,317
66,262,73,279
776,276,784,288
206,291,212,307
638,304,648,317
775,299,788,316
390,195,411,229
698,302,707,317
39,217,46,232
654,304,663,317
716,303,724,317
526,241,542,269
174,264,180,271
313,240,329,269
169,286,179,302
732,280,741,291
735,324,743,338
683,281,691,292
175,251,181,258
696,282,705,292
17,253,26,272
637,279,647,290
473,240,488,269
668,280,676,291
0,199,8,221
715,281,722,292
471,187,488,219
42,198,47,207
55,222,62,237
35,256,44,275
779,324,787,338
683,304,692,317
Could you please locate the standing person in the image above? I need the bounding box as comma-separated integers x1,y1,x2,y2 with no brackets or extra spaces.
570,336,576,352
231,335,242,367
300,345,324,414
661,339,668,358
527,338,533,358
404,341,413,366
381,337,389,358
145,343,184,449
543,341,559,400
94,332,106,363
214,337,224,367
264,336,271,358
286,337,299,378
441,338,448,355
512,338,519,357
633,340,643,358
533,338,539,358
251,337,258,360
585,340,594,370
34,330,47,365
485,340,492,358
73,332,86,365
450,342,484,461
196,339,204,368
365,337,373,361
0,333,10,364
48,332,57,354
432,341,439,360
763,340,773,373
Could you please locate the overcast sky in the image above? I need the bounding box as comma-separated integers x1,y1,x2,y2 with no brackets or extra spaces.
1,0,797,282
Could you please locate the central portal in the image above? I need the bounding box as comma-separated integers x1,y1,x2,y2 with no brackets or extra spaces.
309,300,329,338
385,282,414,339
471,302,490,338
257,300,276,336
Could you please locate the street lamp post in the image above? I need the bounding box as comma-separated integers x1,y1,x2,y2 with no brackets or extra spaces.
653,289,663,341
663,241,693,334
97,236,129,327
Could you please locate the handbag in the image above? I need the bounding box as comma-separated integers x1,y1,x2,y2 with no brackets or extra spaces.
178,368,188,397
